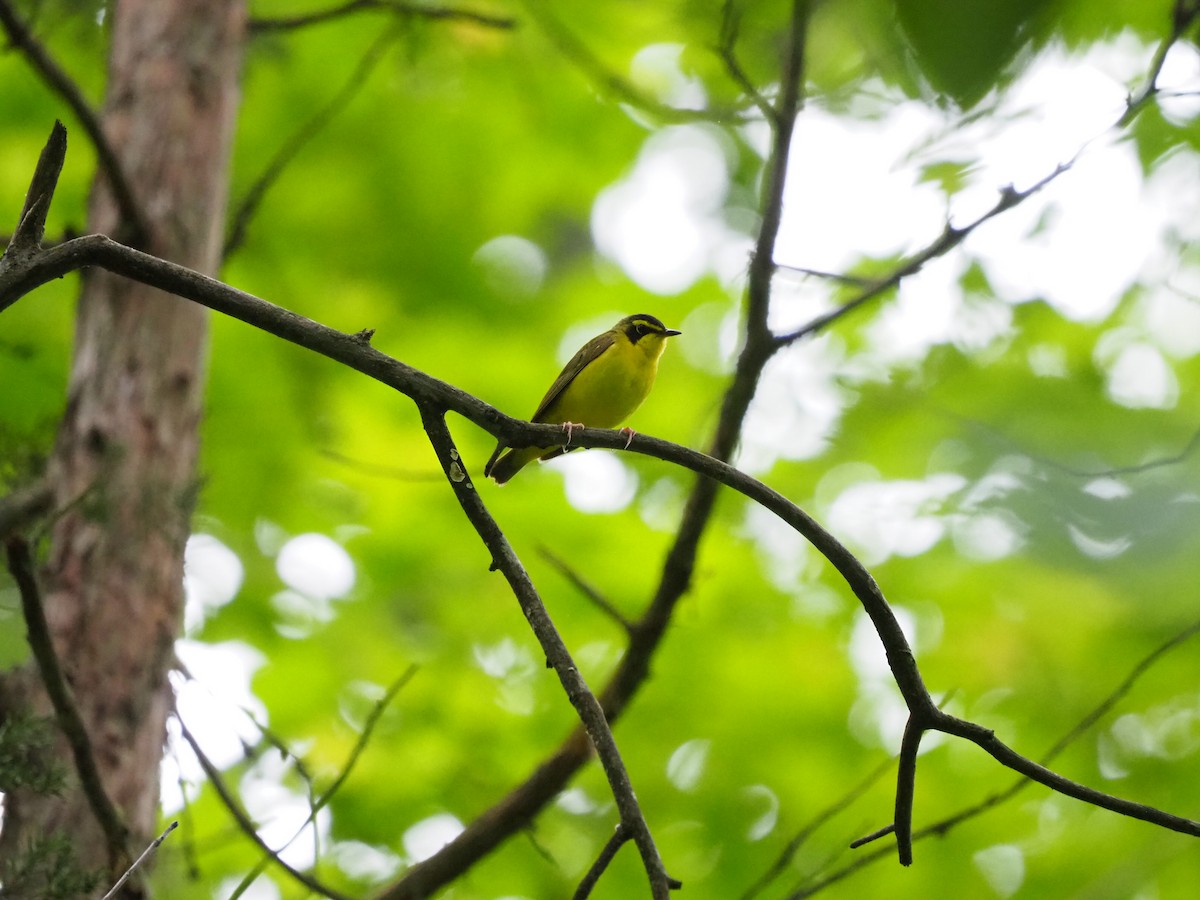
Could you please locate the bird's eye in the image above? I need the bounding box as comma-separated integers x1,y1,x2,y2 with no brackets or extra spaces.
635,324,648,336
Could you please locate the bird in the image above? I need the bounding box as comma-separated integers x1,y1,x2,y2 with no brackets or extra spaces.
484,313,681,484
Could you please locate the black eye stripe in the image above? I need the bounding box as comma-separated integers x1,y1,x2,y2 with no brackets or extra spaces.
621,314,672,343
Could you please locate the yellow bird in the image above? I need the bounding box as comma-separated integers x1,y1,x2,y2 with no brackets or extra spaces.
485,313,681,484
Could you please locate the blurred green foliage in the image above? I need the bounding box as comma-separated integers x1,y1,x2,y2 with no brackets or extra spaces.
2,0,1198,898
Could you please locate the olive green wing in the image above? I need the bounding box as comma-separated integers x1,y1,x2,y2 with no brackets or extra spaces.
529,331,615,423
484,331,615,481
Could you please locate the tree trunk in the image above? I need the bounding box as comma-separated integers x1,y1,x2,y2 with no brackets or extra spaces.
0,1,244,895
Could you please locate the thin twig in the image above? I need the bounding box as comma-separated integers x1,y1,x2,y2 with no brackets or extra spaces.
792,619,1200,897
574,825,631,900
0,2,148,244
225,24,402,256
892,716,923,864
412,403,678,899
950,411,1200,480
100,821,178,900
228,666,418,898
1119,0,1200,126
249,0,516,33
741,756,894,899
717,0,775,123
176,720,355,900
538,546,636,633
3,537,130,867
773,164,1072,346
517,0,746,125
774,263,882,287
4,119,66,260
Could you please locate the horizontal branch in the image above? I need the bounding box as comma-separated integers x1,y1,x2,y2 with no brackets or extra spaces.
0,232,508,432
7,225,1195,870
937,711,1200,836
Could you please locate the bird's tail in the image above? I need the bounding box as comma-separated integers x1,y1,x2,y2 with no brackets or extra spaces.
485,445,544,484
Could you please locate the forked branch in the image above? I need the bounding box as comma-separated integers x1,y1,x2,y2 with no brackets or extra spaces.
4,123,1195,892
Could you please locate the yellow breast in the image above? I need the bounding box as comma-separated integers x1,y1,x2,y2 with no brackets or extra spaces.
539,334,664,428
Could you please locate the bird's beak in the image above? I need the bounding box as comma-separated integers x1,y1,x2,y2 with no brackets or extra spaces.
665,329,682,336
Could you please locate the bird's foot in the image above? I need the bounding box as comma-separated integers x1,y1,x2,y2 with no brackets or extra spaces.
561,421,585,446
618,426,636,449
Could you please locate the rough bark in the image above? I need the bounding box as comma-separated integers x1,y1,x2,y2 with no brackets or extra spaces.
0,1,245,894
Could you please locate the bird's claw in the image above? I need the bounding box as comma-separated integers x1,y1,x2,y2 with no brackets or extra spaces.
619,426,636,449
561,421,584,446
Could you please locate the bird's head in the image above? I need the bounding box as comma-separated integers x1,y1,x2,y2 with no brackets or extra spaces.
616,313,682,348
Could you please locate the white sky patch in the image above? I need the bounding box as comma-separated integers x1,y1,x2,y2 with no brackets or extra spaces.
472,235,547,299
1067,522,1132,559
737,335,848,472
271,589,337,639
183,533,243,634
742,500,812,589
825,473,967,566
775,102,948,272
630,43,707,111
557,787,604,815
164,639,267,811
974,140,1157,321
1141,283,1200,359
240,750,331,870
592,124,744,294
742,784,780,841
666,738,710,792
864,257,1015,363
1097,339,1179,409
1156,40,1200,126
974,844,1026,899
276,533,356,600
332,841,403,882
952,510,1026,562
403,813,465,863
1083,477,1131,500
1027,343,1068,377
473,637,539,715
557,450,638,513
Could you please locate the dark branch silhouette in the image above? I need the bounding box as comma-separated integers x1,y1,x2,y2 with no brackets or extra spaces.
1119,0,1200,125
538,546,636,633
225,25,401,257
0,2,148,244
6,13,1198,891
416,402,677,898
177,720,355,900
216,665,419,897
100,821,177,900
249,0,516,33
785,619,1200,897
3,537,130,868
4,0,1198,889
